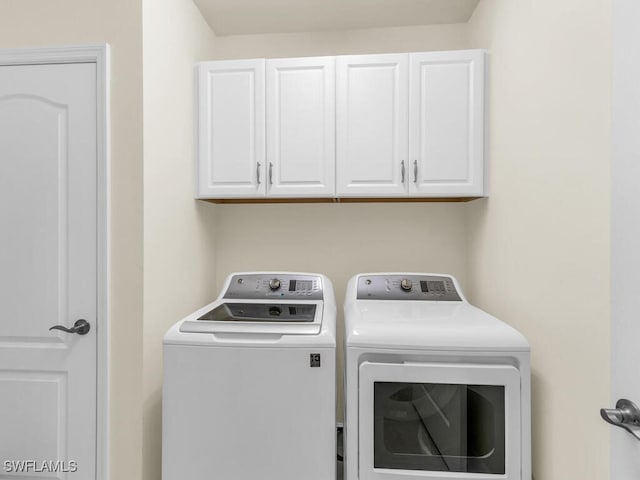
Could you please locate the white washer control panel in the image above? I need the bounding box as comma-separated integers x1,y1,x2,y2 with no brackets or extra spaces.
356,274,461,301
223,274,323,300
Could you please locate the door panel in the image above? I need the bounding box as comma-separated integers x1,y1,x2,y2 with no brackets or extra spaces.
0,372,67,467
0,62,97,478
337,54,408,196
197,59,266,198
0,95,69,341
409,51,485,196
266,57,335,197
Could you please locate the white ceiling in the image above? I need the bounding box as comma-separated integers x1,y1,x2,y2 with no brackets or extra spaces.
194,0,480,36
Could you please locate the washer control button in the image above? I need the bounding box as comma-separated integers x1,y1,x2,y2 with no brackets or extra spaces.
400,278,413,292
269,278,281,291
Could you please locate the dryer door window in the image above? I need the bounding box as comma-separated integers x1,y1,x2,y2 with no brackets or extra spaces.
374,382,505,473
358,362,521,480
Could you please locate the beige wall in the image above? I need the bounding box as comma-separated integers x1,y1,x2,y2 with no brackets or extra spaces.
141,0,217,479
0,2,144,479
213,23,468,58
214,203,469,419
466,1,611,479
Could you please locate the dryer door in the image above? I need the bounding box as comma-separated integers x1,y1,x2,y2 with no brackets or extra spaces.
358,361,521,480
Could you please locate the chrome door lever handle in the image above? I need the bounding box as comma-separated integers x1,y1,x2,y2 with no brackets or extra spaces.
601,399,640,441
49,319,91,336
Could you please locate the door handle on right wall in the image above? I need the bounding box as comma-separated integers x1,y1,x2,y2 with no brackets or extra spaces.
413,160,418,183
601,398,640,441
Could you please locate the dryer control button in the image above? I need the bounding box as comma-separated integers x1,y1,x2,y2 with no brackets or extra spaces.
400,278,413,291
269,278,281,291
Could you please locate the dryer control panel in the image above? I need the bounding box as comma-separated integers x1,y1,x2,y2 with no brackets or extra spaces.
356,274,461,301
223,274,323,300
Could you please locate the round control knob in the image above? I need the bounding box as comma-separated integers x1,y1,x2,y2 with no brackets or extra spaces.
400,278,413,292
269,278,281,291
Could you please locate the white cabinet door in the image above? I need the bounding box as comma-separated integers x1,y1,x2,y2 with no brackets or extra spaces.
266,57,335,197
336,54,409,197
409,51,486,197
197,59,266,198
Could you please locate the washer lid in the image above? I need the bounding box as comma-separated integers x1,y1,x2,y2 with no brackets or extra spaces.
179,300,324,335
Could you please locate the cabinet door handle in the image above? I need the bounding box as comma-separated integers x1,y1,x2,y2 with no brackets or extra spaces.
256,162,261,185
401,160,405,183
413,160,418,183
269,162,273,185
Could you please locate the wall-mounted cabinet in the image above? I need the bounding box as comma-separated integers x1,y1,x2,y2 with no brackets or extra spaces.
196,50,486,202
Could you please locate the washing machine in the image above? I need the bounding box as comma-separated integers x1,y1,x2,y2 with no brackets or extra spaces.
343,273,530,480
163,272,336,480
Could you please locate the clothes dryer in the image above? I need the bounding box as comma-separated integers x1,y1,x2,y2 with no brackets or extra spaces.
163,272,336,480
343,273,530,480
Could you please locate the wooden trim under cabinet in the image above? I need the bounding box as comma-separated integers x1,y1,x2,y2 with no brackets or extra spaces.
201,197,482,204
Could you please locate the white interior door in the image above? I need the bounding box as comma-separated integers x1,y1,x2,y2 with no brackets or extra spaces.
0,62,97,478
